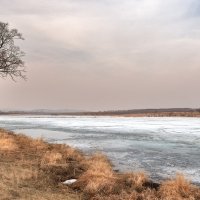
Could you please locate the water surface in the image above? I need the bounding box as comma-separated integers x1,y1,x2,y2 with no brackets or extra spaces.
0,115,200,184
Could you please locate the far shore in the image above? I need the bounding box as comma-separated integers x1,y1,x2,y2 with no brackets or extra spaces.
1,108,200,118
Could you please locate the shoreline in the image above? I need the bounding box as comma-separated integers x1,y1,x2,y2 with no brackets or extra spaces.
1,108,200,118
12,127,200,186
1,113,200,118
2,116,200,187
1,128,200,199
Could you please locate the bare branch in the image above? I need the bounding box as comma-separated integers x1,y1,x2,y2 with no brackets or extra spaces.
0,21,26,80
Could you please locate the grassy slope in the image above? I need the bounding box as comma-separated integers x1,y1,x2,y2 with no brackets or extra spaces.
0,128,200,200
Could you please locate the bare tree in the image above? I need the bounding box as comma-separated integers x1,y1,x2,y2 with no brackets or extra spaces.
0,22,26,80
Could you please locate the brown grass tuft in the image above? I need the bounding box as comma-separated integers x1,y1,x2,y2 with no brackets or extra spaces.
159,173,200,200
78,153,116,194
31,138,48,150
122,172,148,191
41,150,63,165
0,132,18,151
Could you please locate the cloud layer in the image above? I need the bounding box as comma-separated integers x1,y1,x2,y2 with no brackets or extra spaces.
0,0,200,110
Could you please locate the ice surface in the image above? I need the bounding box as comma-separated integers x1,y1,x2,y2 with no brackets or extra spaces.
0,115,200,184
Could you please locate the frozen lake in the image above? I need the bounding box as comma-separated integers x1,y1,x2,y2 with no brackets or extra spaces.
0,115,200,184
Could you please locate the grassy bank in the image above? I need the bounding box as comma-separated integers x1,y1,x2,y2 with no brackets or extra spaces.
0,129,200,200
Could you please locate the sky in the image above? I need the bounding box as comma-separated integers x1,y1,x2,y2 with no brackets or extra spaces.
0,0,200,111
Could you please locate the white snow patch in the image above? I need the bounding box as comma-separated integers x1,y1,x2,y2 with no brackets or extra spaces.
63,179,77,185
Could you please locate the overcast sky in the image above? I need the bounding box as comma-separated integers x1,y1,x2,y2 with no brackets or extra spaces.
0,0,200,111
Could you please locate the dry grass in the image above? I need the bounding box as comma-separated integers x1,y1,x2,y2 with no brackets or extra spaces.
121,172,148,191
41,151,63,165
0,128,200,200
158,174,200,200
77,153,116,194
0,131,18,151
0,129,82,200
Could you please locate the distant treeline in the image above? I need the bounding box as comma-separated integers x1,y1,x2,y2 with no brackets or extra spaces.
82,108,200,117
0,108,200,117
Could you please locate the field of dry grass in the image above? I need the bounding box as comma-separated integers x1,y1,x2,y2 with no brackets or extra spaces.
1,128,200,200
116,112,200,118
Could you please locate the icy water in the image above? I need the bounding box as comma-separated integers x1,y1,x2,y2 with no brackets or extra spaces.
0,115,200,184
